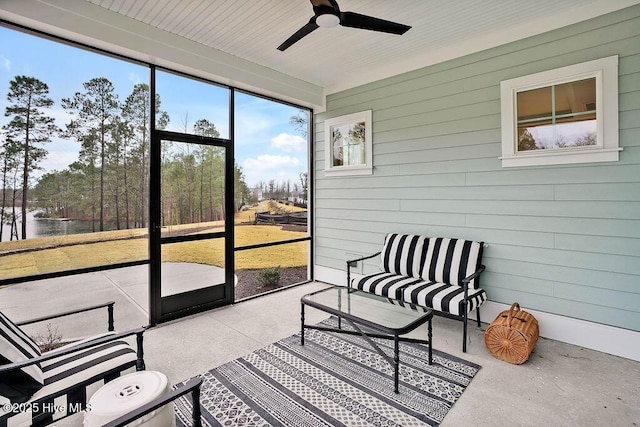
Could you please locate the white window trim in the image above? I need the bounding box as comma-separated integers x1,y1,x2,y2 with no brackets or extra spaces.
324,110,373,176
500,55,621,168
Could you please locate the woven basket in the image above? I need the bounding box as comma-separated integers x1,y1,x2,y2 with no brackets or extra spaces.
484,302,539,364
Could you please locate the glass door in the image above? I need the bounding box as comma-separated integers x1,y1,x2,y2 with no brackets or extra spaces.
149,130,234,324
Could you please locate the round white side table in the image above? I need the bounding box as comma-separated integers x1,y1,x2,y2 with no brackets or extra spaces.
84,370,175,427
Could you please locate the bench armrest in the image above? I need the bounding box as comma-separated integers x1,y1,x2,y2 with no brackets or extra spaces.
0,327,146,373
461,264,486,302
103,377,203,427
347,252,381,289
16,301,116,332
346,252,381,267
461,265,486,287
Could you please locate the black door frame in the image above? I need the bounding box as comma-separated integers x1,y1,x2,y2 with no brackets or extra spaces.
149,108,235,324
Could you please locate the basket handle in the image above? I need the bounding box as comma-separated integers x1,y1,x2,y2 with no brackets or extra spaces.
506,302,520,326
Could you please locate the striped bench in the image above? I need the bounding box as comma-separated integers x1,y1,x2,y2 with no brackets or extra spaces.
347,233,487,352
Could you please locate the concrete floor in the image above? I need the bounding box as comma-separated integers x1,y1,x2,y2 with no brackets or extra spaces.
2,276,639,426
141,282,640,427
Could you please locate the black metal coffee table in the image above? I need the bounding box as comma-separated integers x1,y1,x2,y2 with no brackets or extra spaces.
301,286,433,393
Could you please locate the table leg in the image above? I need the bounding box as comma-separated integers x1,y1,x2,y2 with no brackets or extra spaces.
394,335,400,393
428,317,433,365
301,302,305,346
338,289,342,330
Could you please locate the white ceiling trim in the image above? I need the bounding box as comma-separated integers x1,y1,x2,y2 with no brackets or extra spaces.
324,0,640,94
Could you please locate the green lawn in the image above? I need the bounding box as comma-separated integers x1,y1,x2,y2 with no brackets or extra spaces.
0,203,308,280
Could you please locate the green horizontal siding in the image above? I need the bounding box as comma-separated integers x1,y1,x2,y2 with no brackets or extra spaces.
314,4,640,331
554,182,640,201
317,184,556,200
466,164,639,185
489,259,639,294
401,200,640,220
465,215,640,238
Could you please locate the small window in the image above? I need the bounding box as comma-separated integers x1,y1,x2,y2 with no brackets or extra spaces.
324,110,372,176
500,56,621,167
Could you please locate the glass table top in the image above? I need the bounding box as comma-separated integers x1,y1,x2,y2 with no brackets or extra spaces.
302,286,432,334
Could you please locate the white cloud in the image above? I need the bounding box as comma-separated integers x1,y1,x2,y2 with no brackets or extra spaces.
243,154,301,171
48,107,75,127
1,55,11,72
128,72,143,85
242,154,303,187
270,133,305,153
39,149,78,175
234,112,274,147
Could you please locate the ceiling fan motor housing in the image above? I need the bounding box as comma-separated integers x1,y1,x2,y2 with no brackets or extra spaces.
316,12,340,28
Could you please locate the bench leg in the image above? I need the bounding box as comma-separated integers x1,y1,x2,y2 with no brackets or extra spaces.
463,310,468,353
476,307,481,328
136,331,145,371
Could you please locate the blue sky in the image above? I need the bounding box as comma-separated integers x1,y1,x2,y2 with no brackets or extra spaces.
0,26,308,188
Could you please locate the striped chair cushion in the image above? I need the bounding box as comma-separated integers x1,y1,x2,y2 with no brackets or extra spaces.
401,281,487,317
420,237,484,288
0,333,138,426
379,234,427,278
0,310,44,403
353,272,425,299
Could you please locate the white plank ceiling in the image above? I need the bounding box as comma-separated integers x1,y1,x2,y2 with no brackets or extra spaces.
80,0,639,94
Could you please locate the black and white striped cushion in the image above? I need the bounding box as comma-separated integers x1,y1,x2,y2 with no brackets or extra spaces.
420,237,484,288
401,281,487,317
0,333,138,426
353,272,424,299
379,234,427,278
0,310,44,403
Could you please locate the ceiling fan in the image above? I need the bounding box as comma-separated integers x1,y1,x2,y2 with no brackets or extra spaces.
277,0,411,51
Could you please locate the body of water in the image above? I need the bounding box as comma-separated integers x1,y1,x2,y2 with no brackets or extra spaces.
0,209,97,240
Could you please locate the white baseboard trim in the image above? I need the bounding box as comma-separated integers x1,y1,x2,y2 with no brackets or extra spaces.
314,265,640,362
475,301,639,361
315,265,348,287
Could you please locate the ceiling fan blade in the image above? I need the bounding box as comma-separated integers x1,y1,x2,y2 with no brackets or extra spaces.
340,11,411,35
310,0,334,7
311,0,340,18
277,20,319,51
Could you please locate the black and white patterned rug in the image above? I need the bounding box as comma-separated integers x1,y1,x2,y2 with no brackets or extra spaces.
174,317,480,426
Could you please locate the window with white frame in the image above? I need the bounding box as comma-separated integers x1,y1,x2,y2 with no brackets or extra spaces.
500,56,621,167
324,110,372,176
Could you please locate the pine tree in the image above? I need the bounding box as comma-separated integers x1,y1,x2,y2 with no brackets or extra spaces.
2,75,57,239
122,83,169,227
62,77,119,231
